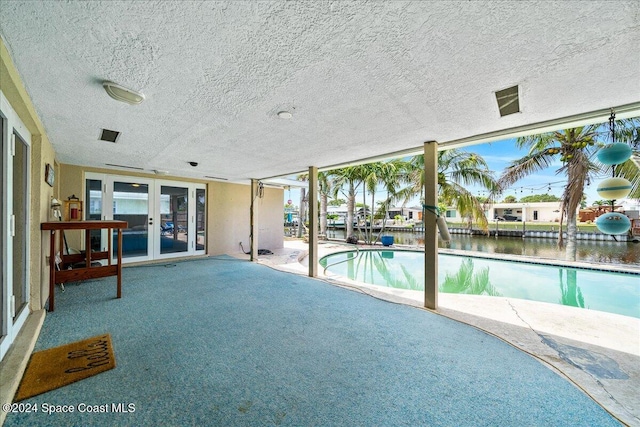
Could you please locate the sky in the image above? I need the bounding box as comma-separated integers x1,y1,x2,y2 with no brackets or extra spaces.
282,137,620,208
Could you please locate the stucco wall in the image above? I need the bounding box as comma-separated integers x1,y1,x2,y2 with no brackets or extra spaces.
1,39,56,311
207,182,284,256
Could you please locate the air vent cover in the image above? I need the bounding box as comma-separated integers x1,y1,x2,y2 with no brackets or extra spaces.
99,129,121,143
104,163,143,170
495,85,520,117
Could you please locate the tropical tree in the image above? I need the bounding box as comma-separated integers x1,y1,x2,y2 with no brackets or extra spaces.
497,126,599,260
296,171,334,238
398,149,499,232
503,195,517,203
317,171,332,237
354,160,409,244
496,118,639,261
519,194,561,202
329,166,363,240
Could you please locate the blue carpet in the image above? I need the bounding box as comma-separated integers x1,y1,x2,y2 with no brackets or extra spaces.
6,256,618,426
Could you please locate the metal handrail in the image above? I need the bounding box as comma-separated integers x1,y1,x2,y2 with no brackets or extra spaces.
322,243,360,275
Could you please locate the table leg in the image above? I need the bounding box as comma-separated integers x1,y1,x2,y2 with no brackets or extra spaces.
117,228,122,298
49,230,56,312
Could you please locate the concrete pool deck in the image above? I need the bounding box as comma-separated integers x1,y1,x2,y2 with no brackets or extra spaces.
245,239,640,426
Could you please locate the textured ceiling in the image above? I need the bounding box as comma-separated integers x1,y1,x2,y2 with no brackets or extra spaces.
1,1,639,184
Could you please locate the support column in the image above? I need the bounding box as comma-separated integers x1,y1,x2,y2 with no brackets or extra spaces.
250,179,259,261
308,166,318,277
424,141,438,310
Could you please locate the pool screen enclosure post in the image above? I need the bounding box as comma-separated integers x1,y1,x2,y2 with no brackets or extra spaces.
424,141,438,310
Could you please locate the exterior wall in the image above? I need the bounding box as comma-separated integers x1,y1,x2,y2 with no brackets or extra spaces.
1,39,56,311
490,202,563,222
207,181,283,256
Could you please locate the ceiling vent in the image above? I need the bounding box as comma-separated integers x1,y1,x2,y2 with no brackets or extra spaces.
99,128,121,143
495,85,520,117
104,163,144,170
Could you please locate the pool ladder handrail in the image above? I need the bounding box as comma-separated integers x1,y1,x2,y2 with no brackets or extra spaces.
322,243,360,275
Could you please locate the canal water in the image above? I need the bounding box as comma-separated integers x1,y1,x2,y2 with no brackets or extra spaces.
324,229,640,267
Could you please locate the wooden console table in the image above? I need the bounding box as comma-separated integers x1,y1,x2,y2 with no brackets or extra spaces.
41,220,128,312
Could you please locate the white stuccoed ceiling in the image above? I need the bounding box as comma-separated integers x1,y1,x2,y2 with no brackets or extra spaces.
1,1,639,184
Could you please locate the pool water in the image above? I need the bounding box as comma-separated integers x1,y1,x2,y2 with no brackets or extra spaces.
320,250,640,319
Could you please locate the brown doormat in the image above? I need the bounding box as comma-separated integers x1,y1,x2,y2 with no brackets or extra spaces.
14,334,115,402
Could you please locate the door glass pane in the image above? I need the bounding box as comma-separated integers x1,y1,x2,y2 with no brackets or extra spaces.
113,181,149,258
196,188,206,251
1,117,4,335
12,132,28,319
160,186,188,254
86,179,103,252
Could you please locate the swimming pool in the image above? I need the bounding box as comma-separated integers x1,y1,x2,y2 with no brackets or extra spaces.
320,250,640,319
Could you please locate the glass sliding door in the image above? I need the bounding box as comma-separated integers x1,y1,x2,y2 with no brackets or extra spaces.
12,132,28,320
1,91,31,362
0,115,4,353
110,178,154,261
196,188,206,251
159,185,189,255
85,178,104,253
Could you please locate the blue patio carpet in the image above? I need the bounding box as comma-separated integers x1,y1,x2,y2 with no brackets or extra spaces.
6,256,618,426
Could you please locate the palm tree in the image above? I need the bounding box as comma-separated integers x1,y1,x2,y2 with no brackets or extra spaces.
296,171,333,238
497,119,639,261
356,160,409,244
398,149,498,232
498,127,599,260
329,166,363,241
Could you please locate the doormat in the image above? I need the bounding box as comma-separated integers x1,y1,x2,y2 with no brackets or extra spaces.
14,334,115,401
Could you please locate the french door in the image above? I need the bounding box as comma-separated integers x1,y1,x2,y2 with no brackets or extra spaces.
85,173,205,262
1,91,31,362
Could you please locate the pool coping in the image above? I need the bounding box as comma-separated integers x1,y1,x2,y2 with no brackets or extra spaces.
252,240,640,427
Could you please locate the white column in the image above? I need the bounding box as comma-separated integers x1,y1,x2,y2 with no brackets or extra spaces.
308,166,318,277
424,141,438,310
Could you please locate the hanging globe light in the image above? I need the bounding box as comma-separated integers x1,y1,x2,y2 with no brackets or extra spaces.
595,212,631,235
596,177,632,200
596,142,632,165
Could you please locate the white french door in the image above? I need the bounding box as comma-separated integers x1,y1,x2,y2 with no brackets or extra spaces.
85,173,205,263
1,90,31,362
154,181,206,259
